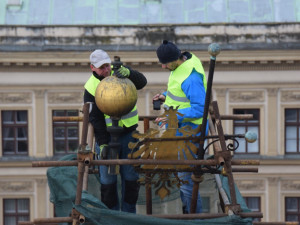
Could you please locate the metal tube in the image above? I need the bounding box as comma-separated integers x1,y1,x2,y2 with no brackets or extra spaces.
53,116,83,122
53,114,253,123
93,159,219,166
239,212,263,218
75,161,84,205
32,159,259,167
142,117,153,214
253,223,298,225
79,215,85,223
212,101,227,153
208,117,225,165
212,101,238,206
33,217,73,223
225,161,237,205
32,161,78,167
20,223,61,225
210,114,253,120
190,43,220,213
80,103,90,149
198,44,220,160
145,173,152,215
231,159,260,165
139,116,156,121
18,222,34,225
135,167,258,173
151,213,227,220
87,123,94,150
82,165,89,191
131,134,245,143
189,181,200,213
232,167,258,173
143,117,150,133
92,159,259,166
215,174,233,215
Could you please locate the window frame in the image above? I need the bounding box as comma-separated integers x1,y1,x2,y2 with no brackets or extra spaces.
233,108,260,154
3,198,30,225
1,110,28,156
285,196,300,222
244,196,261,222
284,108,300,154
201,196,210,213
52,109,80,155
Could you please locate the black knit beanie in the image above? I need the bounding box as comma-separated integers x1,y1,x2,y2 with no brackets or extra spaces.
156,40,181,64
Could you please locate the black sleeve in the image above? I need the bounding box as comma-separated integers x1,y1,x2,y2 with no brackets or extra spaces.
126,66,147,90
84,89,110,146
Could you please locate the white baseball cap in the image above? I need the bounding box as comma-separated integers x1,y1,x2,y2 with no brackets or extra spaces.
90,49,111,68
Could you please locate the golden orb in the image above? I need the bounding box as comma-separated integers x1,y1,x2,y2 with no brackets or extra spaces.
95,76,137,118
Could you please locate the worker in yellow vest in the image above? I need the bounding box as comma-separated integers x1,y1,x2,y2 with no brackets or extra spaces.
84,49,147,213
153,40,208,214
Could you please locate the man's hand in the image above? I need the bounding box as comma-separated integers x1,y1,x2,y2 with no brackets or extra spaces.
115,66,130,79
100,144,109,159
153,93,166,102
154,117,167,128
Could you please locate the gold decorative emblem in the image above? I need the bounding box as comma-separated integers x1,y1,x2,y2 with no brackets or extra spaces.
128,107,200,199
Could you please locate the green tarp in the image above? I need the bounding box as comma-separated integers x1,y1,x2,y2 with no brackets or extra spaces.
47,154,253,225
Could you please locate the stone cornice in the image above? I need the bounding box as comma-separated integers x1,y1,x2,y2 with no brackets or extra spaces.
0,50,299,72
260,159,300,165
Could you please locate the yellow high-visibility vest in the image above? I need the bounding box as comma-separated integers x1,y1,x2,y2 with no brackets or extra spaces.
84,72,138,127
164,54,207,125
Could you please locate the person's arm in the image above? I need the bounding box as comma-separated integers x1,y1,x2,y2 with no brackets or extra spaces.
126,66,147,90
84,89,110,146
114,65,147,90
177,71,206,123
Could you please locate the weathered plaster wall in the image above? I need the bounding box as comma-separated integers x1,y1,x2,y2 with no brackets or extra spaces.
0,23,300,51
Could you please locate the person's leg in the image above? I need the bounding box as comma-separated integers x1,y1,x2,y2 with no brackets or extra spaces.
95,143,119,210
180,189,188,214
178,172,203,213
119,132,140,213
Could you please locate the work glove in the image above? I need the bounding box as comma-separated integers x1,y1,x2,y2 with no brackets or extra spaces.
99,144,109,160
115,66,130,79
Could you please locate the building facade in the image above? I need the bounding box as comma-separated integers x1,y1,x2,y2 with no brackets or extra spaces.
0,12,300,225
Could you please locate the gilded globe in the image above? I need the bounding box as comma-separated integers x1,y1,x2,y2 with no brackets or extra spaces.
245,131,257,143
95,76,137,118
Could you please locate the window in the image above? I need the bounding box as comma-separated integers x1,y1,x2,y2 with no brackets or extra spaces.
233,109,260,154
285,197,300,222
3,198,30,225
6,0,23,6
285,109,300,154
1,110,28,156
52,110,79,154
244,197,261,222
201,196,210,213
